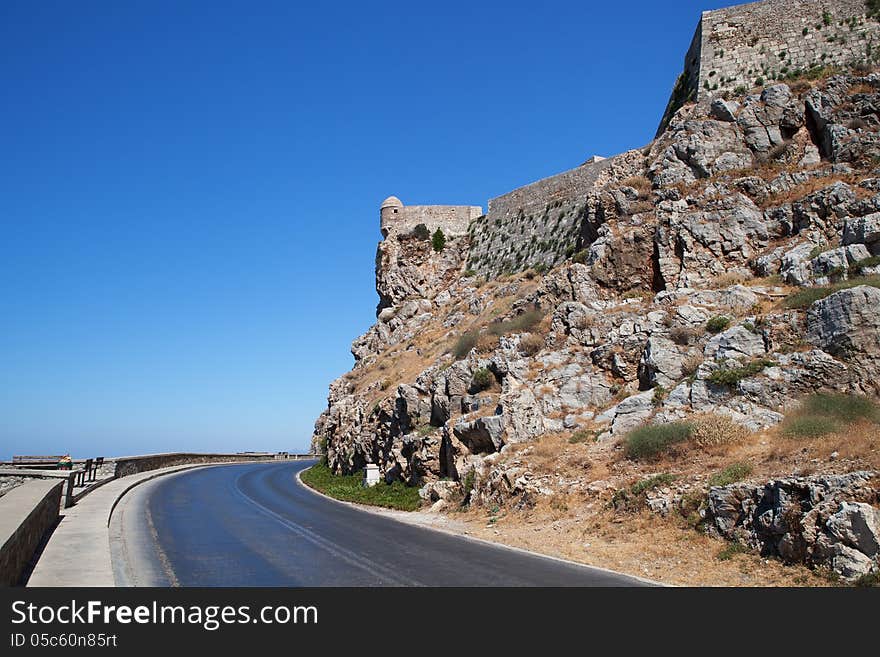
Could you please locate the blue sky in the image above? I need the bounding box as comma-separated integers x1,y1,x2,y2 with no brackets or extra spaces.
0,0,731,458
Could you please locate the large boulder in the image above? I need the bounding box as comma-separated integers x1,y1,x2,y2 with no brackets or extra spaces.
842,213,880,254
452,415,505,454
706,471,879,581
704,325,766,360
806,286,880,365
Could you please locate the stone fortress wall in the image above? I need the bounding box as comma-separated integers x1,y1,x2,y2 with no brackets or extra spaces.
382,1,880,278
465,156,615,276
682,0,880,101
379,196,482,239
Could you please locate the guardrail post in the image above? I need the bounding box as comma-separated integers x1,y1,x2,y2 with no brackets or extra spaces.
64,472,75,508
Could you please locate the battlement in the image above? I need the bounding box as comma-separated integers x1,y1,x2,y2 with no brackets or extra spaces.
379,196,483,239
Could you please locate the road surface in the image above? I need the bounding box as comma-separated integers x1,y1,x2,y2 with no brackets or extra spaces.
110,461,650,586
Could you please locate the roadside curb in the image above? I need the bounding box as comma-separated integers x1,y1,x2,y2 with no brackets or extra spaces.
295,465,665,587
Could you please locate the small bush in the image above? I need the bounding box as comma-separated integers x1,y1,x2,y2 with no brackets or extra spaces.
691,414,749,447
854,255,880,273
452,330,479,359
781,392,880,438
432,228,446,252
572,249,589,264
471,367,493,391
681,353,704,377
625,422,694,460
411,223,430,241
708,462,753,487
461,468,476,505
518,333,544,356
782,415,842,438
670,326,704,346
716,541,749,561
781,275,880,309
462,268,477,277
652,385,668,407
706,316,731,333
487,308,544,336
611,473,677,511
631,473,677,496
707,358,776,387
568,429,592,444
801,392,880,424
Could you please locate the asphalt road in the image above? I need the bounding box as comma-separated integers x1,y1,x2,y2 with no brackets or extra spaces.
110,461,651,586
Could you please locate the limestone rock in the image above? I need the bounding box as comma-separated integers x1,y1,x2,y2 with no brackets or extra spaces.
806,286,880,365
704,325,766,360
452,415,505,454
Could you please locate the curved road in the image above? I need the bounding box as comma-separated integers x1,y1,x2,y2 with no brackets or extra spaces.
110,461,649,586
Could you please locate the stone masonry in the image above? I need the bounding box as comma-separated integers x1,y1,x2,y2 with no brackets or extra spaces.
379,196,483,239
659,0,880,133
389,2,880,277
465,151,645,276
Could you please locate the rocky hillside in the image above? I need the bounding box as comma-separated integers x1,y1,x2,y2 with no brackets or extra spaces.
312,72,880,583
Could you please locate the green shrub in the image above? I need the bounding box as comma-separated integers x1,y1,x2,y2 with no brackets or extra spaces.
461,468,476,505
705,316,731,333
707,358,776,387
471,367,493,391
625,422,694,460
611,473,677,511
801,392,880,424
631,473,677,495
452,330,479,359
432,228,446,252
568,429,593,444
781,275,880,309
462,268,477,277
782,415,841,438
781,392,880,439
411,223,430,241
652,385,668,407
708,462,753,487
300,462,422,511
572,249,589,264
716,541,749,561
854,255,880,274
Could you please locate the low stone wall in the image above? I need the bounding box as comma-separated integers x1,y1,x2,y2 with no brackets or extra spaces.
0,479,63,586
112,452,281,478
0,476,29,499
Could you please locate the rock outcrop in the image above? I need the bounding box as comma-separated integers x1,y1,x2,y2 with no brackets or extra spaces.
312,72,880,581
707,472,880,581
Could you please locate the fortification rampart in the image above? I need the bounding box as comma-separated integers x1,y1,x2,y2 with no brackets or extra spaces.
379,196,482,239
659,0,880,133
466,152,643,276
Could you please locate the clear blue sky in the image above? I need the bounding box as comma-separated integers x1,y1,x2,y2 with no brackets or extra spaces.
0,0,731,459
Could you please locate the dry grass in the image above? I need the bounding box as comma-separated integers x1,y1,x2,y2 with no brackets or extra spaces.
708,271,753,288
621,175,652,197
518,333,545,356
451,502,829,587
681,353,704,377
690,414,749,448
763,173,870,207
768,419,880,471
849,82,876,95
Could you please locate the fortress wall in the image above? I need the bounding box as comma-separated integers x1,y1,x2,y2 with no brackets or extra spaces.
694,0,880,99
382,205,482,239
467,153,643,276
